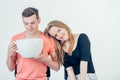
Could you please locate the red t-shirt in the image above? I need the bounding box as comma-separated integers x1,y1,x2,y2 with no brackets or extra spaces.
11,31,55,80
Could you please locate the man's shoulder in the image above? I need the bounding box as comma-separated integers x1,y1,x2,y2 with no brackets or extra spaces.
40,32,54,45
12,32,25,41
40,32,53,40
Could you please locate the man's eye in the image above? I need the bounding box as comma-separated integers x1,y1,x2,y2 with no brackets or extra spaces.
58,29,60,32
24,23,28,25
31,22,35,24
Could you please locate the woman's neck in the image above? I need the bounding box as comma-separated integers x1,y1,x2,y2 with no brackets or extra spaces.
63,34,76,52
63,40,70,52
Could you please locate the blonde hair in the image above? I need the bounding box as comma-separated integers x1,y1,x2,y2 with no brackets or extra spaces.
44,29,63,64
44,20,74,58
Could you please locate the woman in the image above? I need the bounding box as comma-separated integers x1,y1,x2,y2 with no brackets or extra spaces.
44,20,97,80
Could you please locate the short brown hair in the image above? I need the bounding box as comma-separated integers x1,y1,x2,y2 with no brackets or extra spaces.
22,7,39,19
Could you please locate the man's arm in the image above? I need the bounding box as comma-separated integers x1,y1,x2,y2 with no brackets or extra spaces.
6,42,17,71
38,51,60,71
46,51,60,71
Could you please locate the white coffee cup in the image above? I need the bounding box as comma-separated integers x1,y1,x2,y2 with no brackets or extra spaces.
15,39,43,58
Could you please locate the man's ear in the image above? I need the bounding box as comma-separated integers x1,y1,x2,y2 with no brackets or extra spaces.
38,17,41,24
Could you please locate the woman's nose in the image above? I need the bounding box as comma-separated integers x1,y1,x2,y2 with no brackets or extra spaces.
57,34,62,39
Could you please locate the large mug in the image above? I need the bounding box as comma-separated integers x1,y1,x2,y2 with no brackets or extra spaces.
15,38,43,58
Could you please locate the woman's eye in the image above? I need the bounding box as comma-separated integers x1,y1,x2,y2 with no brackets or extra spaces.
55,34,57,37
58,29,60,32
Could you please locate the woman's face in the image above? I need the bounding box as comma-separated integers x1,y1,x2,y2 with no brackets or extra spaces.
49,26,69,42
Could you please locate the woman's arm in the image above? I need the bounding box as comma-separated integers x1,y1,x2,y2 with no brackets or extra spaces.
80,61,88,80
66,67,76,80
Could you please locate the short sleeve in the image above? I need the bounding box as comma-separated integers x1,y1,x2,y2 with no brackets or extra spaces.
11,32,25,42
40,33,55,55
79,33,91,61
63,57,71,68
48,38,55,54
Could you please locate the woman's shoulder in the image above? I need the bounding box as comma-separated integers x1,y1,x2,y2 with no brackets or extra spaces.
78,33,90,44
74,33,90,44
74,33,88,39
79,33,88,39
80,33,87,36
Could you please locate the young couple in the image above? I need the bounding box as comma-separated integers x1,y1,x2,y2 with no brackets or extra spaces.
6,7,97,80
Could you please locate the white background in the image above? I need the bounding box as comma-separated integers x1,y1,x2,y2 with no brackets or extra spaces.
0,0,120,80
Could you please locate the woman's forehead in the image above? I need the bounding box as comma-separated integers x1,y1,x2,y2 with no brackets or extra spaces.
49,26,58,34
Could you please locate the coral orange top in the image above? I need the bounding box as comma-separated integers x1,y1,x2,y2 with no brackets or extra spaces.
11,31,55,80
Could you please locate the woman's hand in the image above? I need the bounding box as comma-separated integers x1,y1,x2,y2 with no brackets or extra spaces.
66,67,76,80
80,61,88,80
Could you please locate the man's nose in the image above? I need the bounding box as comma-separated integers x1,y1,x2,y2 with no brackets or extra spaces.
28,23,32,27
27,24,33,29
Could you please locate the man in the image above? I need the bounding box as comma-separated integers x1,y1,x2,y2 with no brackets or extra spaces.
6,7,60,80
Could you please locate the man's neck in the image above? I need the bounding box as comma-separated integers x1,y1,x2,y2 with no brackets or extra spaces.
24,31,41,38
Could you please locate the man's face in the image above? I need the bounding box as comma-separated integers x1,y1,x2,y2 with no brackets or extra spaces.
22,14,40,34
